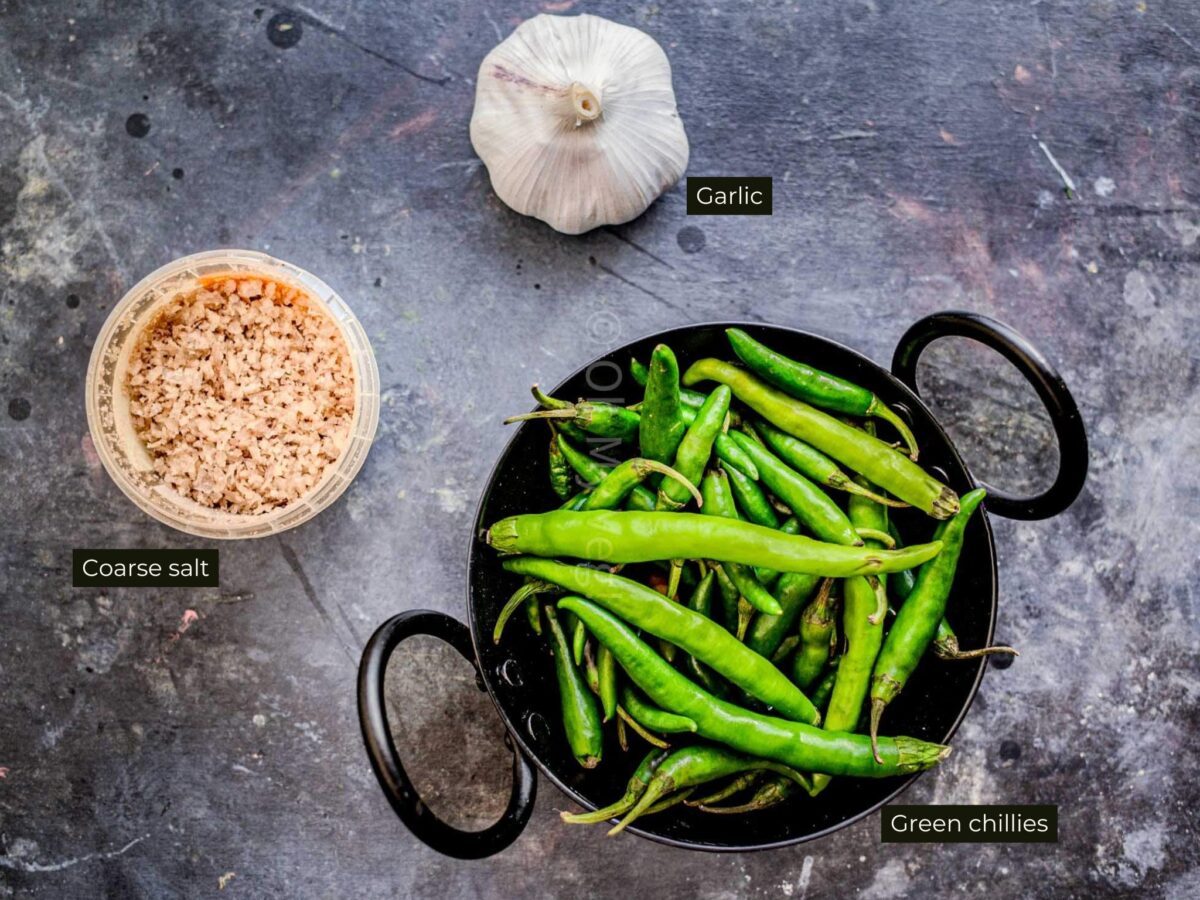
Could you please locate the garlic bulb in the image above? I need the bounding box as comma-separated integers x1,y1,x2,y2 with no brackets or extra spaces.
470,14,689,235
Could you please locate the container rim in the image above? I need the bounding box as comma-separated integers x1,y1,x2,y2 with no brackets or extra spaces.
85,249,381,539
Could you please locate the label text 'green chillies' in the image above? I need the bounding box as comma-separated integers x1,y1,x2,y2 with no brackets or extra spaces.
488,510,943,577
561,598,951,778
682,359,958,518
504,557,819,723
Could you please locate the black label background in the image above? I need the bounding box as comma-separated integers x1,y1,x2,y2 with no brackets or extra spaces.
686,177,773,215
73,549,219,587
881,804,1058,843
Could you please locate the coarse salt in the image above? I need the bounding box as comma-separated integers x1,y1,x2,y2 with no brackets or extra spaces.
126,276,356,515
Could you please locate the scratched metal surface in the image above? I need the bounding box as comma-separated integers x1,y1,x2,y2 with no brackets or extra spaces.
1,0,1198,897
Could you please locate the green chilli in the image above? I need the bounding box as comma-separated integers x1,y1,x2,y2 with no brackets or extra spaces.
809,660,839,712
548,428,573,499
683,359,957,518
583,458,702,511
810,473,890,795
639,344,688,465
505,557,818,723
686,772,762,807
791,578,839,690
697,774,800,814
729,430,862,546
507,386,640,441
489,510,944,578
888,522,1017,661
493,579,557,644
754,419,909,508
544,605,603,768
563,597,950,779
685,569,729,696
630,356,706,409
620,685,698,734
561,749,666,824
869,488,988,759
607,743,811,836
725,328,920,459
698,468,784,616
722,460,780,528
557,433,656,511
597,644,618,722
657,386,731,509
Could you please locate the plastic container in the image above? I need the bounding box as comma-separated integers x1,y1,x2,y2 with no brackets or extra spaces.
85,249,380,539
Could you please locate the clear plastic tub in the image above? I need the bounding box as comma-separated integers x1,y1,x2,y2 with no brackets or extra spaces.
85,249,380,539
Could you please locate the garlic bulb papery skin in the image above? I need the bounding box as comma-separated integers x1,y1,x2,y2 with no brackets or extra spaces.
470,14,689,235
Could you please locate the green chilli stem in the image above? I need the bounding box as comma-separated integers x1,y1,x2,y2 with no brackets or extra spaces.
610,756,809,836
616,706,670,749
609,776,671,836
531,384,571,410
503,408,578,425
867,398,921,460
563,795,635,826
840,478,910,508
855,528,896,548
866,576,887,626
561,749,665,824
736,598,754,641
640,459,704,507
493,580,556,643
643,788,695,816
686,772,761,807
934,635,1020,660
771,635,800,665
869,696,889,764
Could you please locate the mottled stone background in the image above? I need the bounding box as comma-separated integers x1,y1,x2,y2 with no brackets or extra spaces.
1,1,1198,897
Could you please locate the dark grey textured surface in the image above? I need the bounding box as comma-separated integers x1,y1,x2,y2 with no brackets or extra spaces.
1,0,1198,897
